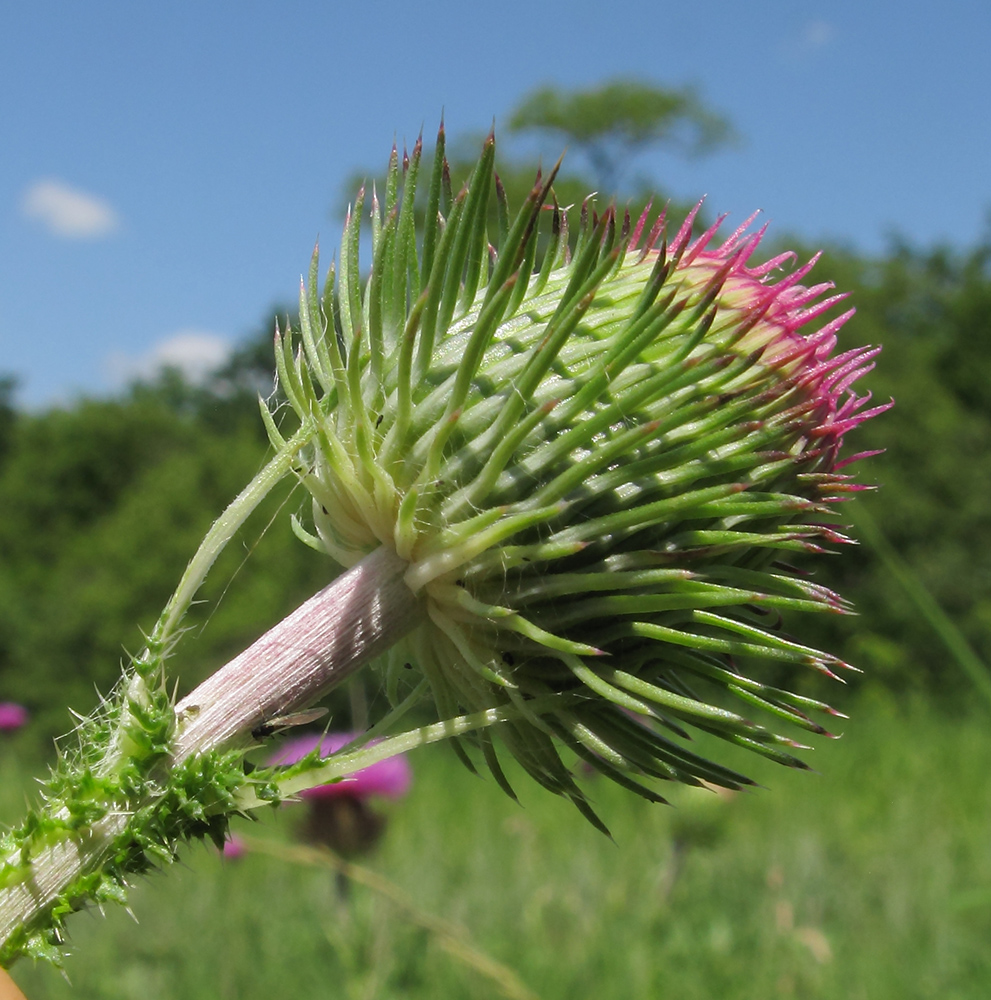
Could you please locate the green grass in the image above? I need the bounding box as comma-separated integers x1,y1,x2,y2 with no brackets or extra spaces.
4,692,990,1000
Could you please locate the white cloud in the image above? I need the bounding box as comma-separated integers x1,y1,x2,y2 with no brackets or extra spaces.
802,20,835,49
21,179,120,239
107,330,233,386
779,19,837,62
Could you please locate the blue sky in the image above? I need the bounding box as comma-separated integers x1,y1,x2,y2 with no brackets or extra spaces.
2,1,989,407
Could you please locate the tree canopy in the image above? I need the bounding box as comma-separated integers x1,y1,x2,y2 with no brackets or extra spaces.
507,78,737,190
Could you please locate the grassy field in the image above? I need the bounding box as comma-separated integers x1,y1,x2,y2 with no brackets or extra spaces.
3,691,990,1000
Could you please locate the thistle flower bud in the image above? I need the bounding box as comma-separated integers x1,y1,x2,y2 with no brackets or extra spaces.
0,128,887,965
273,128,888,823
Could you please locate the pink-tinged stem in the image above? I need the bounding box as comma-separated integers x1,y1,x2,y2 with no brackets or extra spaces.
172,546,421,760
0,546,422,955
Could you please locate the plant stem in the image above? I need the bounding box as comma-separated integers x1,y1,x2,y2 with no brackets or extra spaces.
0,546,423,956
171,546,421,759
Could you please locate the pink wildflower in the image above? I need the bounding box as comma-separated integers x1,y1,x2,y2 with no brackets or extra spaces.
269,732,412,801
0,703,28,733
269,732,412,857
220,834,247,860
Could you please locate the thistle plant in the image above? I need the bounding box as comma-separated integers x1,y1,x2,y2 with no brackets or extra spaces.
0,126,886,967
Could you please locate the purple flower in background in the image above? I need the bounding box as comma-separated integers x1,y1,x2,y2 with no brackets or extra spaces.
220,834,247,860
0,703,28,732
269,733,412,856
270,732,412,801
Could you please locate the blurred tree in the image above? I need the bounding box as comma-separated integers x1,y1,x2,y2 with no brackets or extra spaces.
506,78,737,191
0,376,17,466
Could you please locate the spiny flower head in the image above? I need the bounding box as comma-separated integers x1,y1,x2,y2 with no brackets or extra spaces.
270,127,887,825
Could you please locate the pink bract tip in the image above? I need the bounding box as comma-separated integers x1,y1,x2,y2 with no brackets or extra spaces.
269,732,412,801
666,220,890,469
0,703,28,732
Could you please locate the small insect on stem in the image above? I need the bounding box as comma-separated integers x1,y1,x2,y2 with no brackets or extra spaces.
251,707,329,741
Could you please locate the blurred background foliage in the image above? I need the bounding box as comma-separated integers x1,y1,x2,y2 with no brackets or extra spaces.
5,700,991,1000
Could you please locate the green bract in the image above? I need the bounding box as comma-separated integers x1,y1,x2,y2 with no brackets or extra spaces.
273,127,885,825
